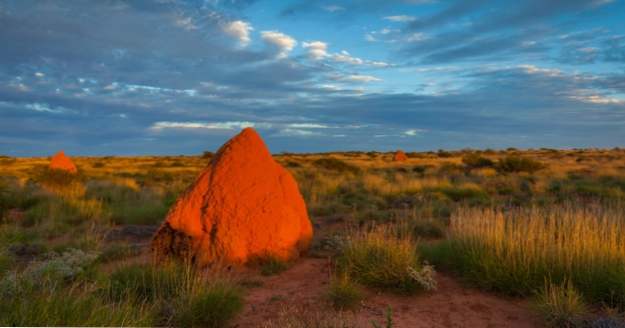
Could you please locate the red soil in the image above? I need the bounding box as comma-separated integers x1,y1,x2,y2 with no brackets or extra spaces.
49,151,77,173
152,128,313,265
233,258,542,328
393,150,408,162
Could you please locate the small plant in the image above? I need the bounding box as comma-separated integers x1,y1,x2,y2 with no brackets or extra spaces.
171,281,243,328
535,279,587,328
371,306,394,328
328,274,364,310
257,255,289,276
337,229,436,294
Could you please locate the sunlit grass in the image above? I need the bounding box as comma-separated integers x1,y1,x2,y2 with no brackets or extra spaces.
425,204,625,308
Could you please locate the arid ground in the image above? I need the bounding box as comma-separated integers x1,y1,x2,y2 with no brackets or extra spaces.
1,148,625,327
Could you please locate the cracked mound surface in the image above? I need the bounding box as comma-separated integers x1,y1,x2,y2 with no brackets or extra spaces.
49,151,78,173
152,128,313,265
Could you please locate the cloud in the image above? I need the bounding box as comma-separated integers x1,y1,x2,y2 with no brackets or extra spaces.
303,42,390,67
384,15,416,22
338,74,382,83
223,20,253,46
302,41,328,60
261,30,297,58
322,5,344,12
150,121,258,131
404,129,426,136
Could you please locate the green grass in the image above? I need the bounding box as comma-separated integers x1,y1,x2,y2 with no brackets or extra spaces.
171,281,243,328
534,280,587,328
0,286,154,327
106,262,243,327
336,229,436,294
328,274,364,310
251,255,289,276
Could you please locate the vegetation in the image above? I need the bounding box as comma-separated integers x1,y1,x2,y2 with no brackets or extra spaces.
423,205,625,309
1,148,625,325
535,280,587,328
327,274,364,310
336,229,436,294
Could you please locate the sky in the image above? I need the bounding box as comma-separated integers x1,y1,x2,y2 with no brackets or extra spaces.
1,0,625,156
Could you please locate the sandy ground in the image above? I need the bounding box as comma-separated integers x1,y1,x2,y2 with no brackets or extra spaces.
232,258,542,328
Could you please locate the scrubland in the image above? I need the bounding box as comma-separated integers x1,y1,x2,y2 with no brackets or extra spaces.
1,148,625,327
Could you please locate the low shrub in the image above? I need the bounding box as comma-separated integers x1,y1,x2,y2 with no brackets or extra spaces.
171,281,243,328
497,155,545,173
462,153,495,169
312,158,360,174
327,274,364,310
337,229,436,294
535,280,587,328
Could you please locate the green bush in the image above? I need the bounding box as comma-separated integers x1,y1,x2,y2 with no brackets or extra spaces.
535,280,587,328
312,158,360,174
337,230,436,294
107,263,183,302
462,153,495,169
172,282,243,328
497,156,545,173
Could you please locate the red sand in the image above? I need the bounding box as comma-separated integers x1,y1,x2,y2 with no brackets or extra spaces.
233,258,542,328
152,128,313,265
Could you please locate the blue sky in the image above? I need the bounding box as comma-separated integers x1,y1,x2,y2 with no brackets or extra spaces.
1,0,625,156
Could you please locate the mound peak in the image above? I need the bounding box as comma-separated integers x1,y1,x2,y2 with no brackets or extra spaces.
152,127,313,265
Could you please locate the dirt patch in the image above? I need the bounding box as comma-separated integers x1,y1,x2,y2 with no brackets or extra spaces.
233,258,543,328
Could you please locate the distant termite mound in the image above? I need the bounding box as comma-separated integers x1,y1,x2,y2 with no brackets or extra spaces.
49,151,78,174
152,128,313,266
393,150,408,162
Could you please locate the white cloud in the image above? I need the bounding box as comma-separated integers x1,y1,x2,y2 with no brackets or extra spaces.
223,20,253,47
571,94,625,105
277,128,323,137
287,123,329,129
175,15,198,31
302,41,328,60
404,128,427,136
405,32,427,42
339,75,382,83
303,42,389,67
261,30,297,58
34,72,45,78
322,5,344,12
151,121,258,131
519,64,561,77
384,15,416,23
25,102,71,114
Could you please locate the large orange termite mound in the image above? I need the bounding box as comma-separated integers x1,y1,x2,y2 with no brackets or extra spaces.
152,128,313,265
49,151,78,174
393,150,408,162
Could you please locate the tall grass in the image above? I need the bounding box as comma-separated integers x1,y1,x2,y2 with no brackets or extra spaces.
426,204,625,308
